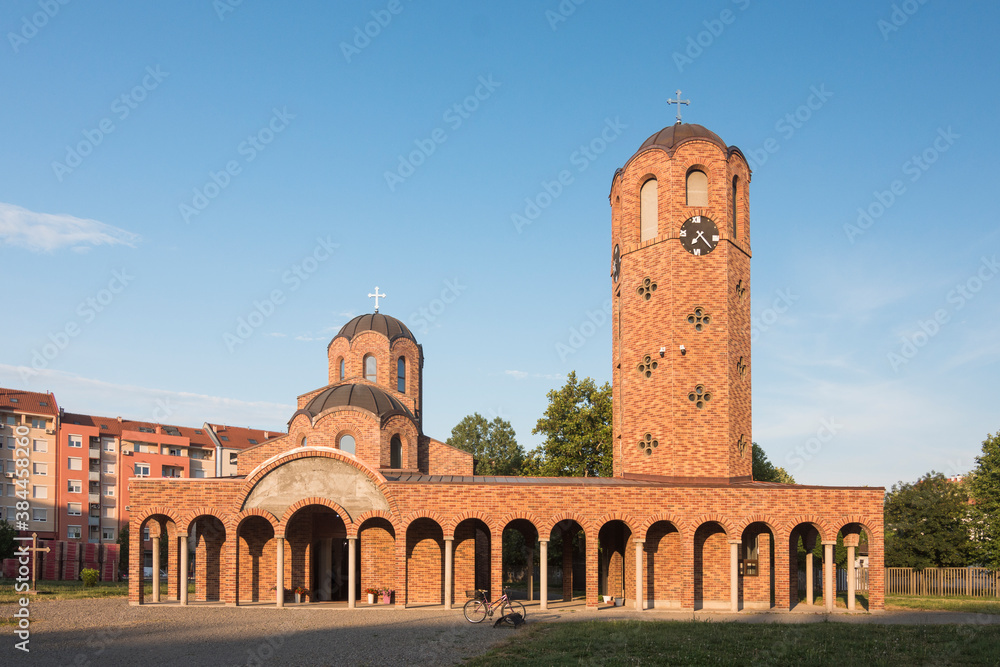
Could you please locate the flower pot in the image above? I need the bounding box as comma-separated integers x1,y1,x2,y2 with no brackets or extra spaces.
381,594,391,604
294,593,302,604
603,595,612,603
367,593,375,604
614,597,623,607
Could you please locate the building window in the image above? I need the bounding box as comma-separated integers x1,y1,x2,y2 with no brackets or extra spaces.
31,417,47,429
364,355,377,383
5,484,13,497
5,415,14,426
5,436,13,449
639,178,658,242
142,527,150,541
68,435,82,448
68,457,82,471
731,176,739,240
338,358,345,381
397,357,406,393
229,453,238,465
68,526,81,539
104,485,115,497
390,435,402,469
32,485,47,499
741,535,759,577
103,506,114,518
68,503,82,516
68,479,82,493
32,439,47,453
32,509,47,522
300,436,308,448
134,463,150,477
104,463,115,475
102,528,115,541
167,447,181,457
339,434,356,455
103,439,115,452
32,462,47,476
686,169,708,206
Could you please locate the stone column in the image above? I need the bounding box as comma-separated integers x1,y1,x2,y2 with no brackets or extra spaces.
179,534,189,606
348,538,357,609
527,546,534,602
823,541,835,612
806,551,814,605
634,540,644,611
539,540,548,610
730,541,740,612
275,537,285,608
319,537,333,601
847,545,856,611
443,538,453,610
151,535,161,603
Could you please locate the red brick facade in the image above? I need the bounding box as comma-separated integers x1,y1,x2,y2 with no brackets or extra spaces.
128,122,883,613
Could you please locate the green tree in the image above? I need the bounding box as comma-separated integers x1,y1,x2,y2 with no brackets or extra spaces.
752,442,796,484
447,413,525,475
884,471,974,569
532,372,612,478
0,519,16,561
968,431,1000,570
117,525,129,576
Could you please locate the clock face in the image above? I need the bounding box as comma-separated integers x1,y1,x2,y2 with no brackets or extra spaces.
679,216,720,256
611,244,621,282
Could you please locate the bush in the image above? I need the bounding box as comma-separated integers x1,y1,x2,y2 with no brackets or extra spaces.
81,568,100,587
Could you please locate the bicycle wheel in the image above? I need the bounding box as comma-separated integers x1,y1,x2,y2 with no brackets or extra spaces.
502,599,526,620
463,598,488,623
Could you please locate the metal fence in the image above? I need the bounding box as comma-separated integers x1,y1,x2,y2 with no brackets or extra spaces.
886,567,1000,597
798,566,869,593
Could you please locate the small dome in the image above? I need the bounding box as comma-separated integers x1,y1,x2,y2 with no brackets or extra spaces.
303,383,414,423
634,123,728,156
335,313,416,344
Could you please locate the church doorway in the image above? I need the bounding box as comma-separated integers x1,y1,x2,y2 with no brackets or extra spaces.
285,504,348,603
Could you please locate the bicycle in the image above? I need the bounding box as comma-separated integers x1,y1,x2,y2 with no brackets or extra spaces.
462,588,526,623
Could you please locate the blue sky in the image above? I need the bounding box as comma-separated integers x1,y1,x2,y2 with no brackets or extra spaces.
2,1,997,489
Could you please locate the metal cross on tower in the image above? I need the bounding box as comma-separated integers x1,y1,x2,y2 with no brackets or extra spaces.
368,286,386,313
667,89,690,125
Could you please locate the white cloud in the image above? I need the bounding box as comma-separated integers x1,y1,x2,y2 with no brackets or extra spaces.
505,370,529,379
0,202,140,253
504,370,563,381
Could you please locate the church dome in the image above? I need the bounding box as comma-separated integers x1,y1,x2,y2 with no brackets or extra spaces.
633,123,728,156
334,313,416,344
302,383,415,423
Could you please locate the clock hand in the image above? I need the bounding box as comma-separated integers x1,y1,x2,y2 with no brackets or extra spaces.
694,230,709,247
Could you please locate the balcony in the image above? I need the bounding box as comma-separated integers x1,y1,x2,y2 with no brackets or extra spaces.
88,493,100,504
88,471,100,481
89,447,100,459
88,516,100,526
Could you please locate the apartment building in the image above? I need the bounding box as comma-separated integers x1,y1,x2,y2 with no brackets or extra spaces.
203,423,280,476
0,389,59,540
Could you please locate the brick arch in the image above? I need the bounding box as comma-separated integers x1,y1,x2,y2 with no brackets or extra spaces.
539,512,592,540
133,506,181,529
689,514,736,537
233,508,280,535
235,448,399,518
311,405,379,429
278,497,355,535
496,511,544,538
734,514,782,538
784,516,834,544
445,511,497,539
353,510,399,539
834,515,877,545
594,512,639,534
637,513,687,541
401,511,447,533
178,507,230,534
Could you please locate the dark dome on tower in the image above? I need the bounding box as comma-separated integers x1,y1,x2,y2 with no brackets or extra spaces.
634,123,729,156
301,383,414,423
334,313,416,344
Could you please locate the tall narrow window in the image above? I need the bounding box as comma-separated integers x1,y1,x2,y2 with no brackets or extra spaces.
338,358,345,381
686,169,708,206
364,355,377,383
639,178,658,242
397,357,406,393
339,434,355,455
731,176,739,240
390,435,402,469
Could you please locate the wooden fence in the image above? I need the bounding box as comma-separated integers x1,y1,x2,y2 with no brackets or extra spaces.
886,567,1000,597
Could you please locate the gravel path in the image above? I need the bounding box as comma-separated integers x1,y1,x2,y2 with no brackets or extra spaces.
3,598,998,666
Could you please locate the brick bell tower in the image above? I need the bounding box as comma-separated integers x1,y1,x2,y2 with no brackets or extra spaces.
610,110,752,481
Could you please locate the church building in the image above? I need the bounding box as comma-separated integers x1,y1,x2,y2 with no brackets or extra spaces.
128,116,884,612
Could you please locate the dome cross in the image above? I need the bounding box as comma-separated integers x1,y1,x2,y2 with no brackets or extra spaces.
368,286,386,313
667,89,690,125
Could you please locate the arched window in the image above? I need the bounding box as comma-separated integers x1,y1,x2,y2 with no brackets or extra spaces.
338,358,345,381
364,355,377,383
731,176,739,241
639,178,658,242
390,435,402,469
397,357,406,393
339,434,355,455
300,436,307,447
686,169,708,206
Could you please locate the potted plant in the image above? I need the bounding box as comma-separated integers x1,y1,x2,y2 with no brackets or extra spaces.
365,587,379,604
602,595,613,604
294,586,308,603
380,587,393,605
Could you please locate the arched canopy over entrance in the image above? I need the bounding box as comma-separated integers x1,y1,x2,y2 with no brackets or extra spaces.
285,504,348,602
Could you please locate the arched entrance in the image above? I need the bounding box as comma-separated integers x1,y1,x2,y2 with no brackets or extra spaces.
190,514,226,602
693,521,730,610
644,520,682,608
406,517,444,605
286,505,348,602
236,515,276,604
739,521,775,610
454,518,491,604
357,516,395,604
502,519,538,602
598,520,632,605
548,520,586,603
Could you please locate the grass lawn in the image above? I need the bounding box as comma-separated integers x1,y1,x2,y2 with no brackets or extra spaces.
0,579,193,603
886,594,1000,615
467,620,1000,666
